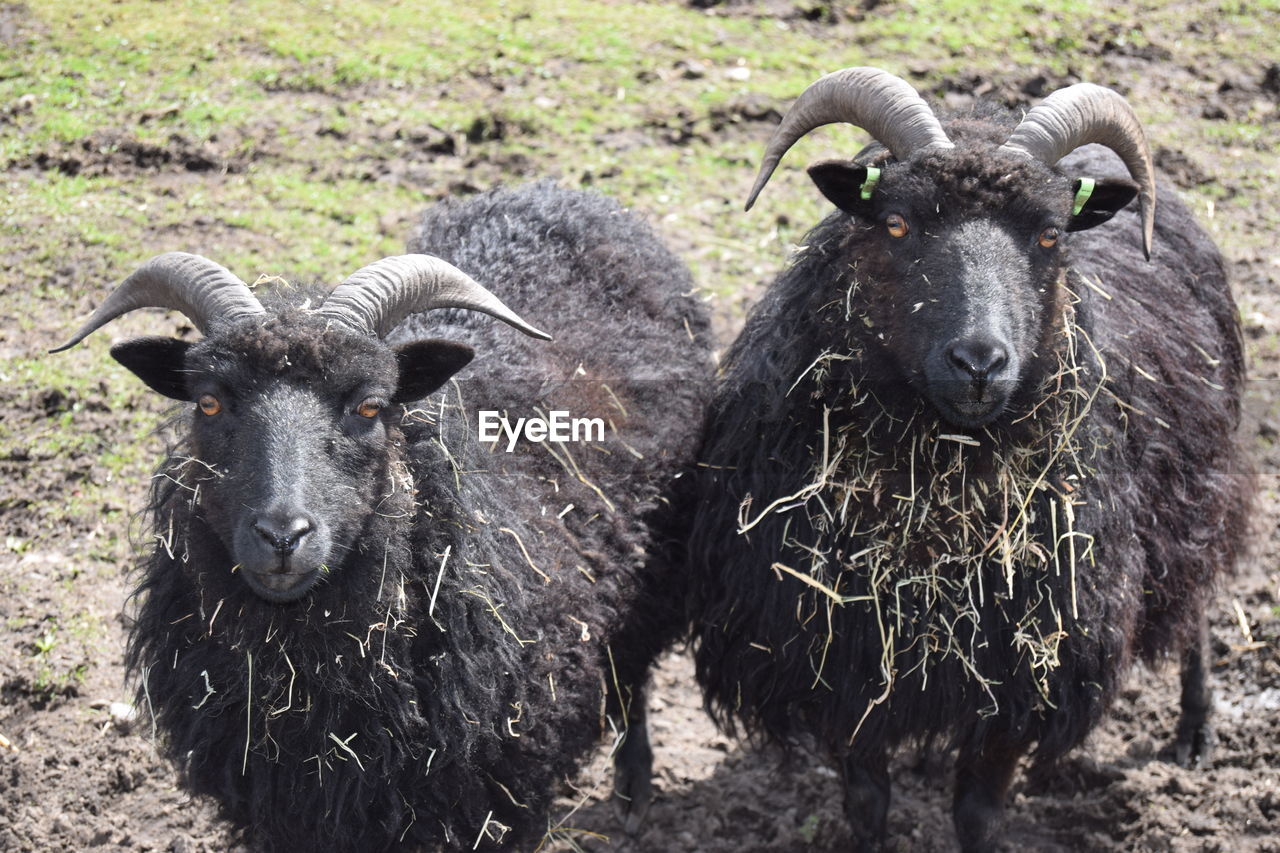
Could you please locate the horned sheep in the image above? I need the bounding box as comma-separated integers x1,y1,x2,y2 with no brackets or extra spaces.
55,183,711,851
685,68,1250,851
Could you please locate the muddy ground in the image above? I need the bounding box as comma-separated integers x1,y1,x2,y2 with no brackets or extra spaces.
2,1,1278,851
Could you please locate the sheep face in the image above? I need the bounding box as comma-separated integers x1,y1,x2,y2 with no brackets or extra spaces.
806,145,1137,428
112,309,474,602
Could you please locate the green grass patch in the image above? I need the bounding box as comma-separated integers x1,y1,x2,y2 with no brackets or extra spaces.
2,0,1274,532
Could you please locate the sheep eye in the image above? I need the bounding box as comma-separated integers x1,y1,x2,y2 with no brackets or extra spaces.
356,399,382,419
886,214,909,238
198,394,221,416
1038,226,1060,249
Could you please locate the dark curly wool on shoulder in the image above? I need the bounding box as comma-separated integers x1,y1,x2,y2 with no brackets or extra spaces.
62,183,713,852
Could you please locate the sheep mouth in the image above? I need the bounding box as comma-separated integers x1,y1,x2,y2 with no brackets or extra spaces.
241,567,322,603
942,397,1008,425
928,388,1011,429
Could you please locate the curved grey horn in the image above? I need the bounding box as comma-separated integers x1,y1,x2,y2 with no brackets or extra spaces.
320,254,551,341
999,83,1156,259
745,66,954,211
51,252,265,353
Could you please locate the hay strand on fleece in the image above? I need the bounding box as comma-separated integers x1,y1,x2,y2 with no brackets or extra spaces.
747,293,1110,720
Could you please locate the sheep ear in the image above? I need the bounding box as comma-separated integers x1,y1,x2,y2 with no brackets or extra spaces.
1066,177,1139,232
392,339,475,403
110,337,193,401
807,159,878,217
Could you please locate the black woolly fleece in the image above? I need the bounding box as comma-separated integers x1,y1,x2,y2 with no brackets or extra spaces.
127,183,712,852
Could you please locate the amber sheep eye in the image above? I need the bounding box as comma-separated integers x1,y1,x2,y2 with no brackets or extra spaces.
1039,226,1060,248
198,394,221,416
886,214,909,238
356,399,381,419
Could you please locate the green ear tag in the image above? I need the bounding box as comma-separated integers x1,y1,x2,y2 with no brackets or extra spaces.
1072,177,1096,216
860,166,881,201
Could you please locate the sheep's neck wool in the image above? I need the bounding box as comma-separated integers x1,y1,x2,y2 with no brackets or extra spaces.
751,282,1108,726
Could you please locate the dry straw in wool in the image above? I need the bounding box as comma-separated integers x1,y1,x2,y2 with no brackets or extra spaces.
739,281,1110,733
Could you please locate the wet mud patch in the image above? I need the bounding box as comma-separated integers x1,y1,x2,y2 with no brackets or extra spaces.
17,128,253,178
0,2,39,49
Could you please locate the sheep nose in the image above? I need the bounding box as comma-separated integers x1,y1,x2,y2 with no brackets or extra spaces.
252,515,315,556
946,338,1009,383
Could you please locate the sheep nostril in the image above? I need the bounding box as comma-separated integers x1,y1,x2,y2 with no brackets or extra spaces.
947,339,1009,383
253,516,314,556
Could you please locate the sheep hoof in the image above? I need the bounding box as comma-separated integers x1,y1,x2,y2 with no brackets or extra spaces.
1175,614,1214,770
1174,718,1215,769
612,764,653,835
611,714,654,835
952,741,1022,853
953,797,1005,853
841,752,890,851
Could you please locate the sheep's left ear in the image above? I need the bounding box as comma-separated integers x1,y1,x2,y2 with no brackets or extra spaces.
807,159,879,219
110,337,194,401
392,339,475,403
1066,177,1139,232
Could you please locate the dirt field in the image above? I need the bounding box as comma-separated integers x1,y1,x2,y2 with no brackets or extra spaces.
1,1,1277,851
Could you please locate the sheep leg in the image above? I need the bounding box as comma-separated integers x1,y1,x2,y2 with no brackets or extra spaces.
840,749,890,852
611,684,654,834
1175,610,1215,768
952,739,1022,853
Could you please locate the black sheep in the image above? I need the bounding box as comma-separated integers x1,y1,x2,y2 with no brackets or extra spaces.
54,183,712,851
686,68,1250,851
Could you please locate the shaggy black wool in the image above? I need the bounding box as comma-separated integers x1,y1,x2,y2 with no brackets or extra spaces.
126,184,712,852
687,123,1250,775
